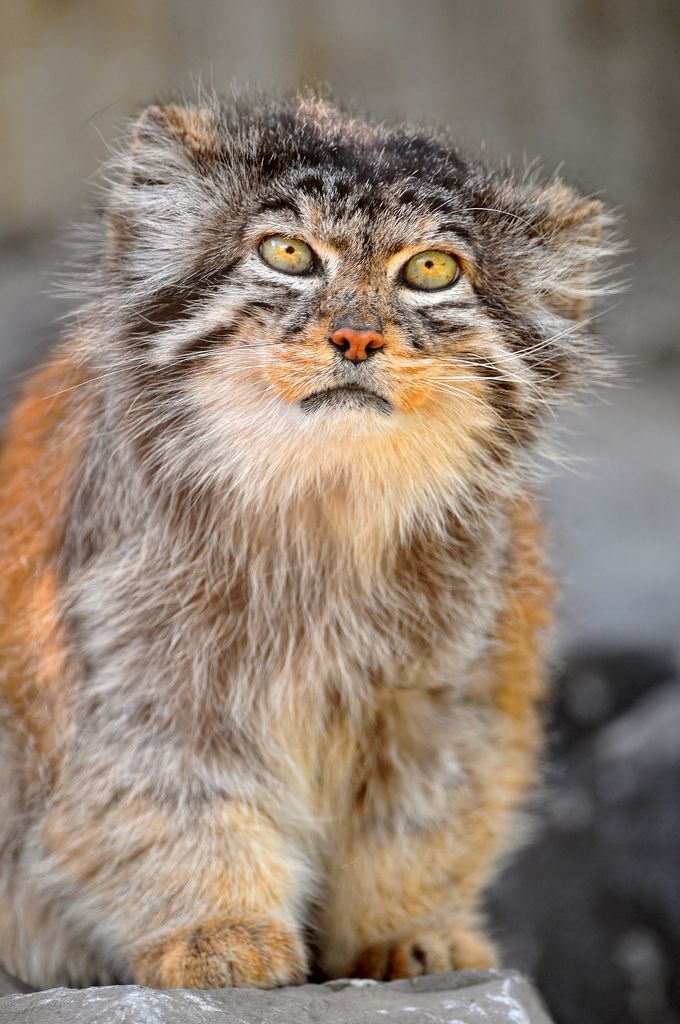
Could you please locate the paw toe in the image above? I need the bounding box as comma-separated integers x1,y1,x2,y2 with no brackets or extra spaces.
352,927,496,981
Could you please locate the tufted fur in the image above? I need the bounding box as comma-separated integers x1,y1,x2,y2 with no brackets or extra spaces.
0,92,617,988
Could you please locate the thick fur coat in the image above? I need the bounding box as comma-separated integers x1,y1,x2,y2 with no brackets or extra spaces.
0,94,615,988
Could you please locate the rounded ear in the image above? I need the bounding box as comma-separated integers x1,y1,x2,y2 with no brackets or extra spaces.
128,104,221,186
523,180,611,321
103,104,223,280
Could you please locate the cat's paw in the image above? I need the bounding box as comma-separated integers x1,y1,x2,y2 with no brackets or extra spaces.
351,926,496,980
133,913,308,989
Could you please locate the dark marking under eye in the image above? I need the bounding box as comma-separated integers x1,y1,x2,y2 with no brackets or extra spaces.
172,324,235,361
277,302,321,344
173,295,298,360
240,299,282,320
419,311,471,336
130,263,238,345
458,359,534,444
472,361,519,400
173,299,283,358
133,284,205,339
477,294,530,352
525,348,570,387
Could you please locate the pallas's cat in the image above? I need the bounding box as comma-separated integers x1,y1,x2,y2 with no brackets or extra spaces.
0,94,613,989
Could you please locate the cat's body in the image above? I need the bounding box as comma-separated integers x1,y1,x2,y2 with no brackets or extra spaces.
0,94,610,989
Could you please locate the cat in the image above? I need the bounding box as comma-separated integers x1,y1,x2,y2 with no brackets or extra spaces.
0,92,615,989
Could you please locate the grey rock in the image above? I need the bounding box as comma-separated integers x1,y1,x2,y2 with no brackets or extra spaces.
490,664,680,1024
0,971,552,1023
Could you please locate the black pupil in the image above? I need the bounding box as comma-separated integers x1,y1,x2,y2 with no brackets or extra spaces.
424,260,434,269
285,245,295,255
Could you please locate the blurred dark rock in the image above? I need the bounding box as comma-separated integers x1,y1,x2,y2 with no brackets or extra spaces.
0,970,554,1023
550,646,678,749
490,650,680,1024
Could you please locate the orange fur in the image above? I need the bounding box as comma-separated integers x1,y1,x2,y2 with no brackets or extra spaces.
0,345,91,765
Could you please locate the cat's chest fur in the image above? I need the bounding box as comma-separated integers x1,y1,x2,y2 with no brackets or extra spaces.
65,458,508,841
273,668,488,843
216,507,508,837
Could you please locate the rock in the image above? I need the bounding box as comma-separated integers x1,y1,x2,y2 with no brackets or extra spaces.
490,666,680,1024
549,646,678,750
0,970,553,1023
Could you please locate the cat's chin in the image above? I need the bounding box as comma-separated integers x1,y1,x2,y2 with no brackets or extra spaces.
299,385,392,416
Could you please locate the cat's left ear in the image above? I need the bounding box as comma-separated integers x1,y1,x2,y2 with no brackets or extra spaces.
520,180,611,321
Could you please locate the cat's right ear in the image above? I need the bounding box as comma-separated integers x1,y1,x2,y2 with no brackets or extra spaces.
104,104,224,276
127,104,221,187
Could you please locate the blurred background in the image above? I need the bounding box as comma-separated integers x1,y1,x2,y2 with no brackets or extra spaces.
1,2,678,1022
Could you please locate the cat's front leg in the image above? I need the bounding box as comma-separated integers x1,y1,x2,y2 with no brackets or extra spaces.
316,819,498,982
43,788,310,989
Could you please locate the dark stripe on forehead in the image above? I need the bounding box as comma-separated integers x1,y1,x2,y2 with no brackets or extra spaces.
334,181,353,201
435,222,475,245
398,188,420,206
347,192,382,217
256,196,302,217
294,173,325,195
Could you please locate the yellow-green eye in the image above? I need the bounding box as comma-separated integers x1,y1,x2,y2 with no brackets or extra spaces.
259,235,314,275
403,250,460,291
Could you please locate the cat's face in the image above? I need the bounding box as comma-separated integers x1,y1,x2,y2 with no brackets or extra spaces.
98,97,610,502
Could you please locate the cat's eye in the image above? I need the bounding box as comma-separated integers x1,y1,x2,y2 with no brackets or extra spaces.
259,235,314,275
402,250,460,291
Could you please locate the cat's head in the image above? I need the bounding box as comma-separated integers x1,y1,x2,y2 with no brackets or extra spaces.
92,94,616,511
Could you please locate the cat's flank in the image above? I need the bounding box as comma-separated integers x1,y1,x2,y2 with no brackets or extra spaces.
0,94,612,989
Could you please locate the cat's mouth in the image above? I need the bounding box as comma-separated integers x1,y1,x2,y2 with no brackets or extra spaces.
300,384,393,415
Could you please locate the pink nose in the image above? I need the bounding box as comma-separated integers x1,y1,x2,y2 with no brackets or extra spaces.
329,327,385,363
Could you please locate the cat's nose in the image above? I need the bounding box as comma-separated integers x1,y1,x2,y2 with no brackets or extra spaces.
329,327,385,363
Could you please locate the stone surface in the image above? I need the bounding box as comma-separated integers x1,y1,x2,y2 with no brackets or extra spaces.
0,970,553,1023
490,656,680,1024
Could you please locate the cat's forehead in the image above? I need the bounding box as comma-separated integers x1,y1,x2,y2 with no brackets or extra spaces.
250,177,463,255
231,104,475,245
